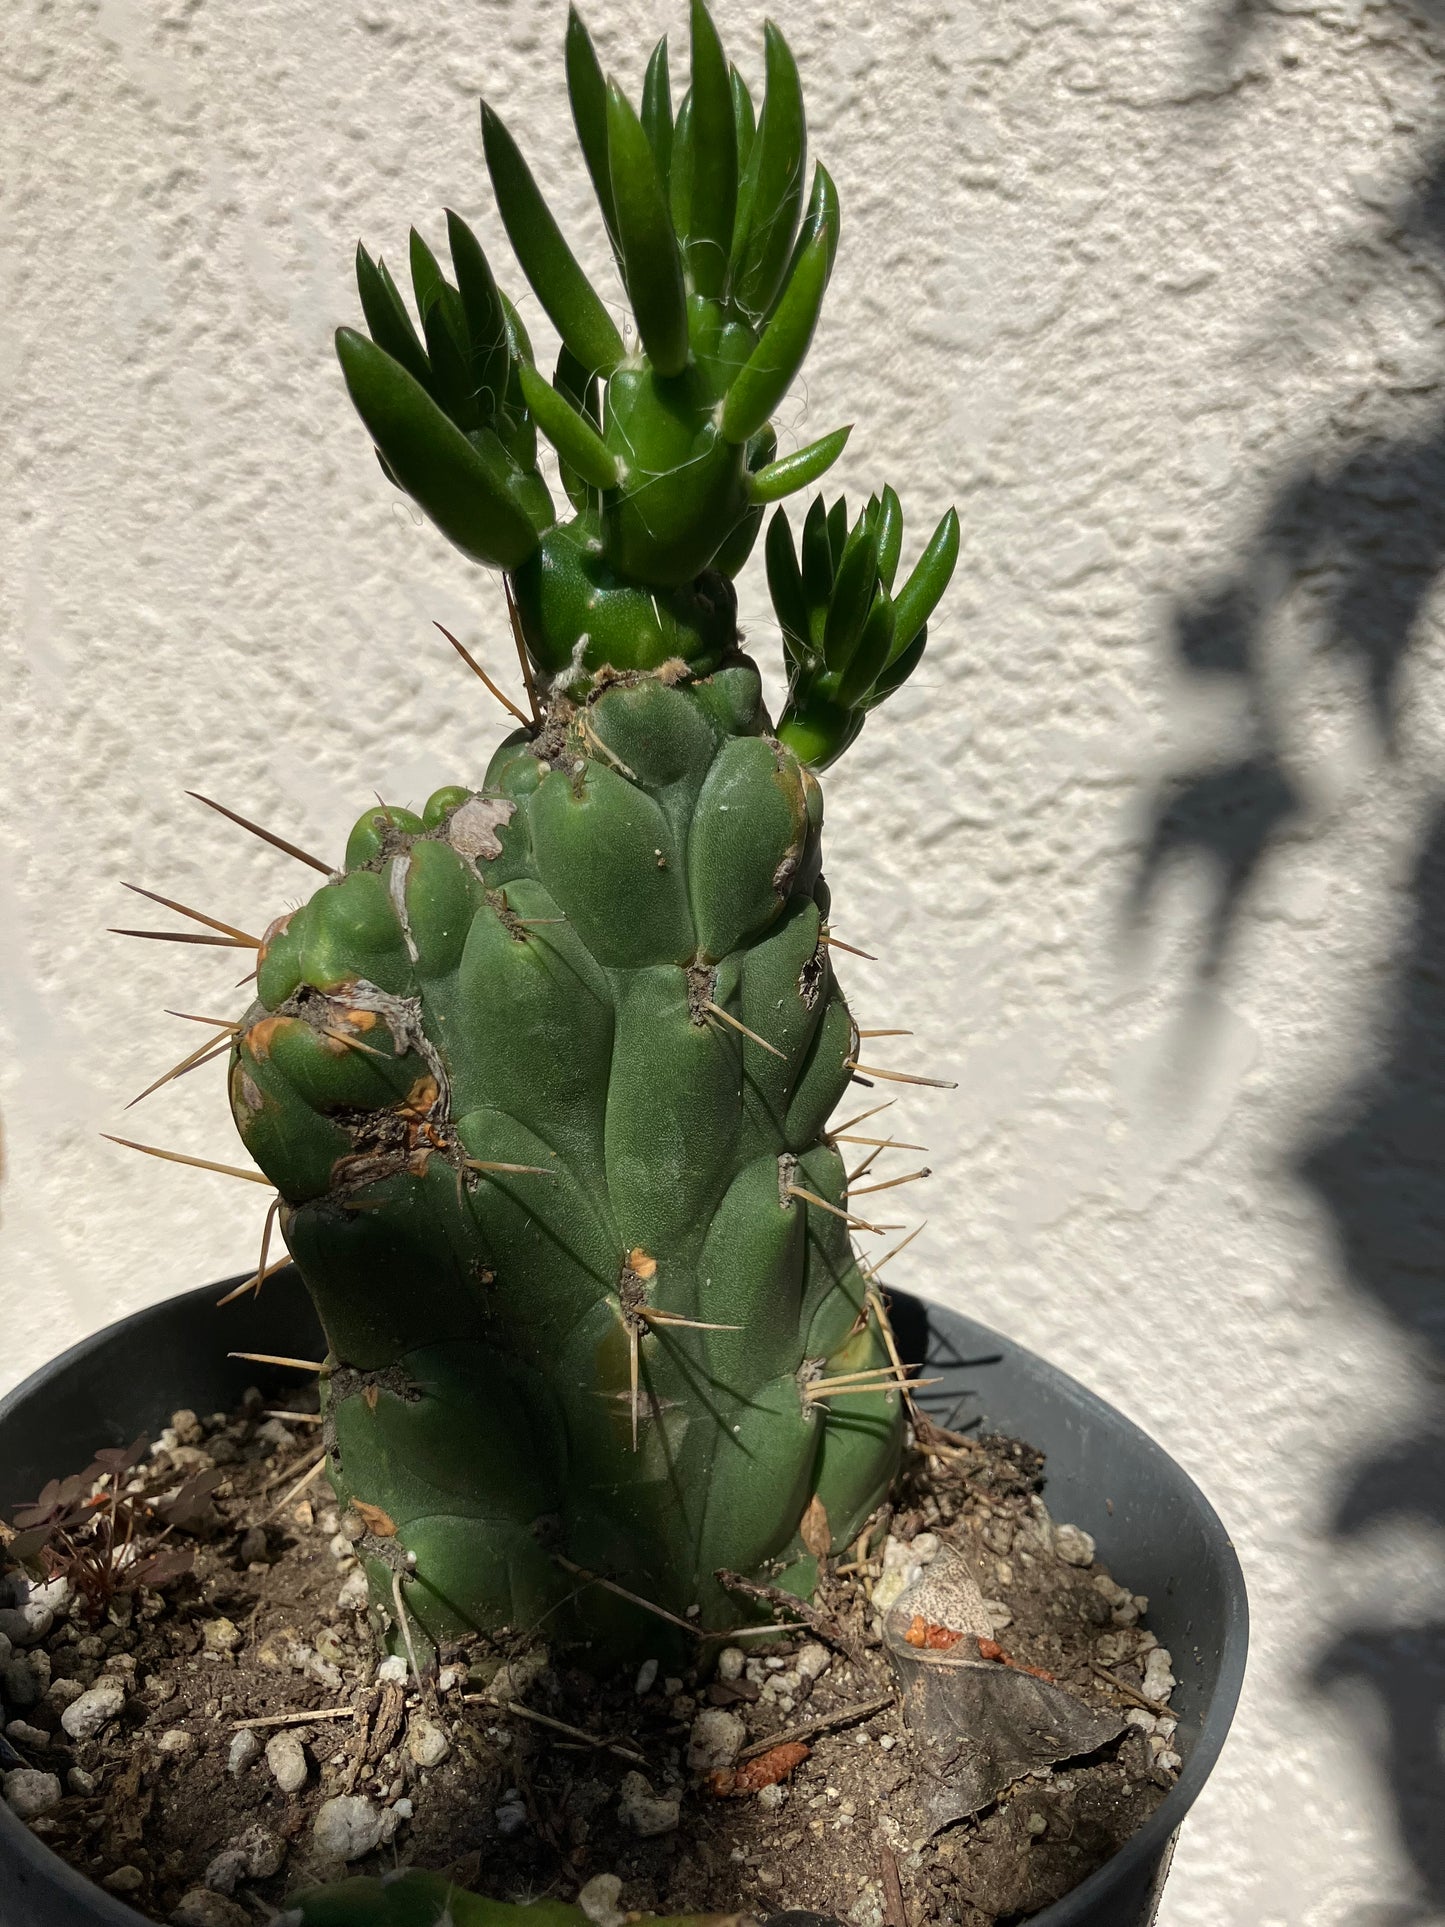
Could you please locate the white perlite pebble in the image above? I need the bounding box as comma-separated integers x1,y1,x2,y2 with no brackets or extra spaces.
157,1729,194,1757
204,1824,285,1893
577,1872,626,1927
46,1678,84,1709
337,1569,370,1610
406,1713,451,1769
202,1618,242,1657
171,1891,251,1927
375,1655,408,1686
716,1646,745,1684
0,1631,10,1668
489,1645,549,1703
228,1730,262,1776
6,1722,49,1750
3,1768,62,1819
617,1770,680,1837
0,1606,52,1648
686,1707,745,1772
795,1642,831,1681
61,1678,126,1742
67,1767,97,1795
1143,1648,1176,1703
265,1730,309,1794
28,1578,72,1617
1053,1524,1096,1568
313,1793,384,1861
634,1657,659,1695
103,1867,145,1894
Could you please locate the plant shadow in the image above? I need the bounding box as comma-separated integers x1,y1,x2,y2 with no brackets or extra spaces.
1124,1,1445,1910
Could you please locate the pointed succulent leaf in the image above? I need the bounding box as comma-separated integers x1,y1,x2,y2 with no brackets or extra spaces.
823,520,879,672
421,293,477,426
730,22,806,318
565,6,621,256
519,361,619,492
685,0,738,299
446,211,512,423
408,228,447,323
641,36,673,186
771,162,838,326
481,102,625,376
765,507,810,650
891,506,961,652
551,346,602,512
606,78,689,377
836,587,896,706
668,89,694,244
869,625,927,704
749,424,850,504
730,64,756,175
826,496,849,572
355,244,432,391
719,223,831,444
800,494,834,619
375,447,402,489
876,483,904,589
336,328,542,569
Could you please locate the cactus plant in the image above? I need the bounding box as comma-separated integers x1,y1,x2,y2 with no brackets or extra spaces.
121,0,958,1662
282,1872,745,1927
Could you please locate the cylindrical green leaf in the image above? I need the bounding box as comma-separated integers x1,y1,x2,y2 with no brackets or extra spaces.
729,22,806,319
481,102,625,377
869,626,926,704
765,507,810,650
565,6,620,257
748,423,850,504
823,521,879,672
668,90,694,244
730,64,757,177
685,0,737,300
336,328,542,569
826,495,849,572
519,361,619,492
408,228,446,322
836,588,895,706
800,494,834,623
605,79,689,377
445,211,512,424
552,344,603,512
641,36,673,187
719,224,831,444
355,245,431,392
891,506,960,651
421,293,476,426
876,483,904,589
771,163,838,324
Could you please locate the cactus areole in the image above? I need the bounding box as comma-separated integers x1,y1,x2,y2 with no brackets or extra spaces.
227,1,959,1662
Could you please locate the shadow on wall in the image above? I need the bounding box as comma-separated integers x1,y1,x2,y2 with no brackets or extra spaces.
1298,807,1445,1923
1125,1,1445,1916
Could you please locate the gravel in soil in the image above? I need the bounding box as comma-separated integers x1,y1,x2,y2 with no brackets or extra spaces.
1,1393,1184,1927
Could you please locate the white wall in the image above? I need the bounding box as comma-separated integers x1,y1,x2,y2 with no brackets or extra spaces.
5,0,1445,1919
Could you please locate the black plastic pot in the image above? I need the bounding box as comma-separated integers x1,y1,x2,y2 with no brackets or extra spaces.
0,1278,1246,1927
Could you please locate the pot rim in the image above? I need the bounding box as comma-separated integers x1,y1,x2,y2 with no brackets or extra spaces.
0,1277,1249,1927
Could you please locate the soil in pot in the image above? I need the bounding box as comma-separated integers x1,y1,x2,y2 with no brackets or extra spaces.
0,1392,1185,1927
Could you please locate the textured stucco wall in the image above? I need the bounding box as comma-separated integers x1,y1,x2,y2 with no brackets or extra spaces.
6,0,1445,1919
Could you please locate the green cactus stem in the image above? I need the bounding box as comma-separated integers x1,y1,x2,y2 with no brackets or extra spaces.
212,1,959,1662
